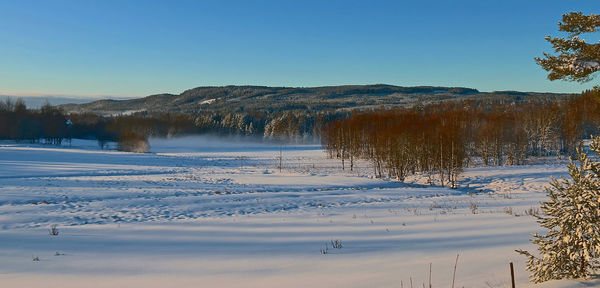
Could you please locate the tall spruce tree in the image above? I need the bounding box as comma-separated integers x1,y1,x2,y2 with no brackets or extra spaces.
536,12,600,84
517,138,600,283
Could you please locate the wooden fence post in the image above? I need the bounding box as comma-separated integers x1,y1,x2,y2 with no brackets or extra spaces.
510,261,516,288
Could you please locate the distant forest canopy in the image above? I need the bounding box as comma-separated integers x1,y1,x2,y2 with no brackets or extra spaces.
322,89,600,187
60,84,573,116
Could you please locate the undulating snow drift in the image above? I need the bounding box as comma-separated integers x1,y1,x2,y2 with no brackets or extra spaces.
0,137,598,287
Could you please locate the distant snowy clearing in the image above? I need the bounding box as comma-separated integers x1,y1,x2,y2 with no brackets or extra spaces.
0,137,594,287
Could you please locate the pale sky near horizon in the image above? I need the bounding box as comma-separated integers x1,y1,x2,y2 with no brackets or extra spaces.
1,0,598,98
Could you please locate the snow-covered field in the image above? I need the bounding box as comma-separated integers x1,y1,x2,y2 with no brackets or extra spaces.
0,137,597,287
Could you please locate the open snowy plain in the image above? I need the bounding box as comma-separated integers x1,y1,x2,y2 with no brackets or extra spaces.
0,137,598,287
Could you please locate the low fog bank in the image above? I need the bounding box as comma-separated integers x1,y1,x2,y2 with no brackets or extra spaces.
0,135,321,154
149,135,320,153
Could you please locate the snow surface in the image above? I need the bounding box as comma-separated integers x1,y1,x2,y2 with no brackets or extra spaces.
200,98,217,105
0,137,597,287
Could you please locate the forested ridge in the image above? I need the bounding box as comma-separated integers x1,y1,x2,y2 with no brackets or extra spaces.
60,84,571,115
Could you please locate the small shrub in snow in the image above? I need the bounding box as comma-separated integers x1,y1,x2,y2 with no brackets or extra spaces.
49,224,59,236
320,243,328,255
330,239,343,249
524,206,540,217
429,202,443,210
469,201,478,214
504,206,513,215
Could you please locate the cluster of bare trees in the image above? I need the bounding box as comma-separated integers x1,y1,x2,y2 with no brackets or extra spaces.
0,100,199,152
73,113,200,152
323,105,466,187
323,90,600,187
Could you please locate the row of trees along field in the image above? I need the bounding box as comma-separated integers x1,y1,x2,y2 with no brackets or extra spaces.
322,89,600,188
0,98,193,152
0,98,69,145
0,97,347,152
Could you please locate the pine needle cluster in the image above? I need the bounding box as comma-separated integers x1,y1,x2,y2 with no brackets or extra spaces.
536,12,600,83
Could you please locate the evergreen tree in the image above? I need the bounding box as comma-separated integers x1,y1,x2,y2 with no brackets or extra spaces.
517,139,600,283
536,12,600,84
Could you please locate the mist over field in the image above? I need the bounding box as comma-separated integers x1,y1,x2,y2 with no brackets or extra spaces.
149,135,306,153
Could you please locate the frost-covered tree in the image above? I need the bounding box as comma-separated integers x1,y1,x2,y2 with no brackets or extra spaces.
536,12,600,84
517,139,600,283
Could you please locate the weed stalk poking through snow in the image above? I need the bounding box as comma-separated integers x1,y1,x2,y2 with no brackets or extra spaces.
330,239,343,249
49,224,59,236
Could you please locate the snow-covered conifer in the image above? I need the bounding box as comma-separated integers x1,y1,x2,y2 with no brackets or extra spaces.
517,139,600,283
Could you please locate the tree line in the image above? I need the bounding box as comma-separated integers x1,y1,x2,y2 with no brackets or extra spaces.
2,89,598,158
0,98,70,145
0,98,348,152
0,98,198,152
322,89,600,187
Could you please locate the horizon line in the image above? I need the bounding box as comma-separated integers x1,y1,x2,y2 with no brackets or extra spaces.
1,83,585,100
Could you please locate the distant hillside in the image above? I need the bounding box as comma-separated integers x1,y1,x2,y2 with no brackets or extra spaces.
60,85,574,115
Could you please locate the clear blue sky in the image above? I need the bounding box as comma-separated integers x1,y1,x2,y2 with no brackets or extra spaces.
0,0,598,98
